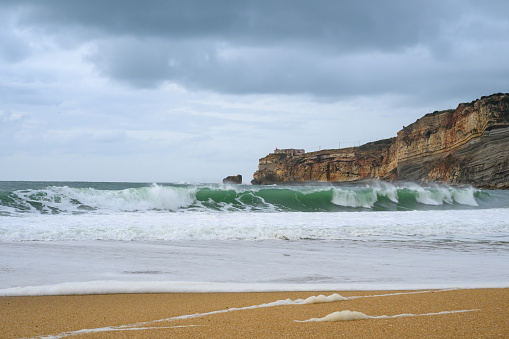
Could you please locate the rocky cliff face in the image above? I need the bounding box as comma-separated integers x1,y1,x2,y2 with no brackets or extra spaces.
252,93,509,188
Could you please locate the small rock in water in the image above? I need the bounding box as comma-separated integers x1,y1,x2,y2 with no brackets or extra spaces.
223,174,242,184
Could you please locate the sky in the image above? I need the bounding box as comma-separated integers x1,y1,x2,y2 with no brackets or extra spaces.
1,0,508,183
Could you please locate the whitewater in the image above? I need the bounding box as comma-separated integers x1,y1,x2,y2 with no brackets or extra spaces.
0,181,508,296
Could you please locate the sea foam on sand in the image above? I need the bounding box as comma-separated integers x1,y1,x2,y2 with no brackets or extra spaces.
15,291,484,339
296,309,481,322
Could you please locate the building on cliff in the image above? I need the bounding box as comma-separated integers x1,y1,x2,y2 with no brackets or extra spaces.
274,148,305,156
252,93,509,189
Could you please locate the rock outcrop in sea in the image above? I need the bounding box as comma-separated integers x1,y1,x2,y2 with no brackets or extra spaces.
223,174,243,184
252,93,509,188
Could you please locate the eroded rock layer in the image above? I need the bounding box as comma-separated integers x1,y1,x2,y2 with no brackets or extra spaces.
252,93,509,188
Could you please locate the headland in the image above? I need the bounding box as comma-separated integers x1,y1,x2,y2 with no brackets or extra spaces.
252,93,509,188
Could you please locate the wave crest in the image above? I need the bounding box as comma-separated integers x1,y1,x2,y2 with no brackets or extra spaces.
0,181,504,215
3,184,196,214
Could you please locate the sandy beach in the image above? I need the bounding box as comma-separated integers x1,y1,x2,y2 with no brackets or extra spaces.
1,288,508,338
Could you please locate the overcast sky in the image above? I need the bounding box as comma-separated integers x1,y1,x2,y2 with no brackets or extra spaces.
1,0,508,183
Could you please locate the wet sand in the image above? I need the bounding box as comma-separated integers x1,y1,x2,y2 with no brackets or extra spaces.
1,288,508,338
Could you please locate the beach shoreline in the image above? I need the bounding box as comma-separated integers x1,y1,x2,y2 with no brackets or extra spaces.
1,288,508,338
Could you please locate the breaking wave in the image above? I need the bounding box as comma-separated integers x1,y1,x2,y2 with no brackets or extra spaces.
0,181,507,215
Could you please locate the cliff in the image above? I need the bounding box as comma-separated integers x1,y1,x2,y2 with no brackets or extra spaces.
252,93,509,188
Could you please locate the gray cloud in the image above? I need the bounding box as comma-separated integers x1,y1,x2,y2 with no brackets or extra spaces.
6,1,445,46
4,0,507,99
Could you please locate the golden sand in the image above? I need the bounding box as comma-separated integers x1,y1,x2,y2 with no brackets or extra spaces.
1,289,508,338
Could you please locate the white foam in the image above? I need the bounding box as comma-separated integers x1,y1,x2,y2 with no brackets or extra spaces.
331,188,377,208
297,310,372,322
414,187,443,205
453,187,479,206
36,325,203,339
25,290,482,338
55,184,197,211
347,289,437,299
330,182,480,208
3,280,508,297
402,182,479,206
374,182,399,203
30,293,348,338
11,184,198,213
296,309,480,322
300,293,348,304
2,207,508,242
0,281,347,297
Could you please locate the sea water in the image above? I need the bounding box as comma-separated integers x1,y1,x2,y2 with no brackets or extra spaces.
0,181,508,296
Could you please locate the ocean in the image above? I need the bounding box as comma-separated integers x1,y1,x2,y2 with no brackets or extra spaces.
1,181,508,296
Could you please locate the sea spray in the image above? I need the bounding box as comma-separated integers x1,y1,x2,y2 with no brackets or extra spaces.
2,184,197,214
51,184,197,212
331,187,378,208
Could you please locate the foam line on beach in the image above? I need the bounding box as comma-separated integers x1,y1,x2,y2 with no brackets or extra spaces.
27,290,453,339
132,293,347,325
346,289,451,299
36,325,204,339
29,293,348,338
142,290,449,325
296,309,481,322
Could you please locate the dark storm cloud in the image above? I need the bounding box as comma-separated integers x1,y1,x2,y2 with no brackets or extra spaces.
2,0,509,97
6,0,444,47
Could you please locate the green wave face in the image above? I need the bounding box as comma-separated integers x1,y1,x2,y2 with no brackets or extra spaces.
1,182,508,215
195,187,340,212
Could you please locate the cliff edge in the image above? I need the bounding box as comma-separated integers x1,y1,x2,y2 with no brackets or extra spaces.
252,93,509,188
